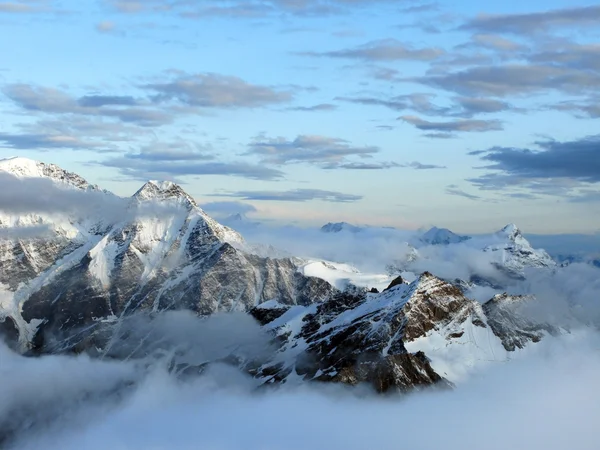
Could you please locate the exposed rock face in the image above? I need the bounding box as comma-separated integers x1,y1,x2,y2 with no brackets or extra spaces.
248,272,561,391
483,293,558,351
250,274,488,392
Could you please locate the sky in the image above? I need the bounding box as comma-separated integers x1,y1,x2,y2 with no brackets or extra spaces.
0,0,599,234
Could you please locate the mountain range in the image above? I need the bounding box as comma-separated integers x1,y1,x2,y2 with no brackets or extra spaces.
0,157,565,392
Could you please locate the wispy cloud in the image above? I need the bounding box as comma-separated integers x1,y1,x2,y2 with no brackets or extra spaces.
286,103,337,112
339,93,513,118
246,134,388,169
445,185,481,201
300,39,444,61
98,141,284,181
95,21,117,34
399,115,502,132
106,0,399,18
212,188,362,203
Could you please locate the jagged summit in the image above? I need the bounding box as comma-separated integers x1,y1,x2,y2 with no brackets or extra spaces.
497,223,522,241
0,156,95,191
133,179,197,207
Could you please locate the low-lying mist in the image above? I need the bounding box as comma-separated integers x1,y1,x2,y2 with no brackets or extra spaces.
2,310,599,450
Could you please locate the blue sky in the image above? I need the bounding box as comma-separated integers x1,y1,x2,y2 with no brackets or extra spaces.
0,0,599,233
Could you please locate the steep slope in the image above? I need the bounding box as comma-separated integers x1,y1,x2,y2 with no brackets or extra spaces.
0,159,335,352
249,272,556,391
0,158,112,344
481,224,555,278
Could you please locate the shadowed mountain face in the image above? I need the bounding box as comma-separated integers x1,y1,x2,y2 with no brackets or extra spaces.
0,158,560,394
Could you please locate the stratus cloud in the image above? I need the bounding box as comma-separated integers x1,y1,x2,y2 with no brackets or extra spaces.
301,38,444,61
212,188,362,203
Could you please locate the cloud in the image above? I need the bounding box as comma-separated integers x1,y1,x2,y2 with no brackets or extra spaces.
548,99,600,119
0,172,127,219
445,185,481,201
286,103,337,112
334,160,445,170
336,96,409,111
423,132,457,139
246,134,382,168
0,132,110,151
404,161,446,170
335,162,399,170
213,188,362,203
466,34,525,52
142,73,293,108
0,1,48,13
339,94,513,117
100,156,284,182
461,5,600,35
95,21,117,33
4,317,600,450
467,135,600,200
472,135,600,183
454,97,511,115
78,95,137,107
0,224,54,239
419,64,600,97
301,39,444,61
528,43,600,72
105,0,399,18
2,84,172,127
199,201,257,216
399,115,502,132
93,139,283,182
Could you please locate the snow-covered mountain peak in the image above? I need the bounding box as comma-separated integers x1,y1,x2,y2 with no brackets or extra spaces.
0,157,95,190
420,226,470,245
321,222,363,233
133,180,197,208
497,223,522,241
